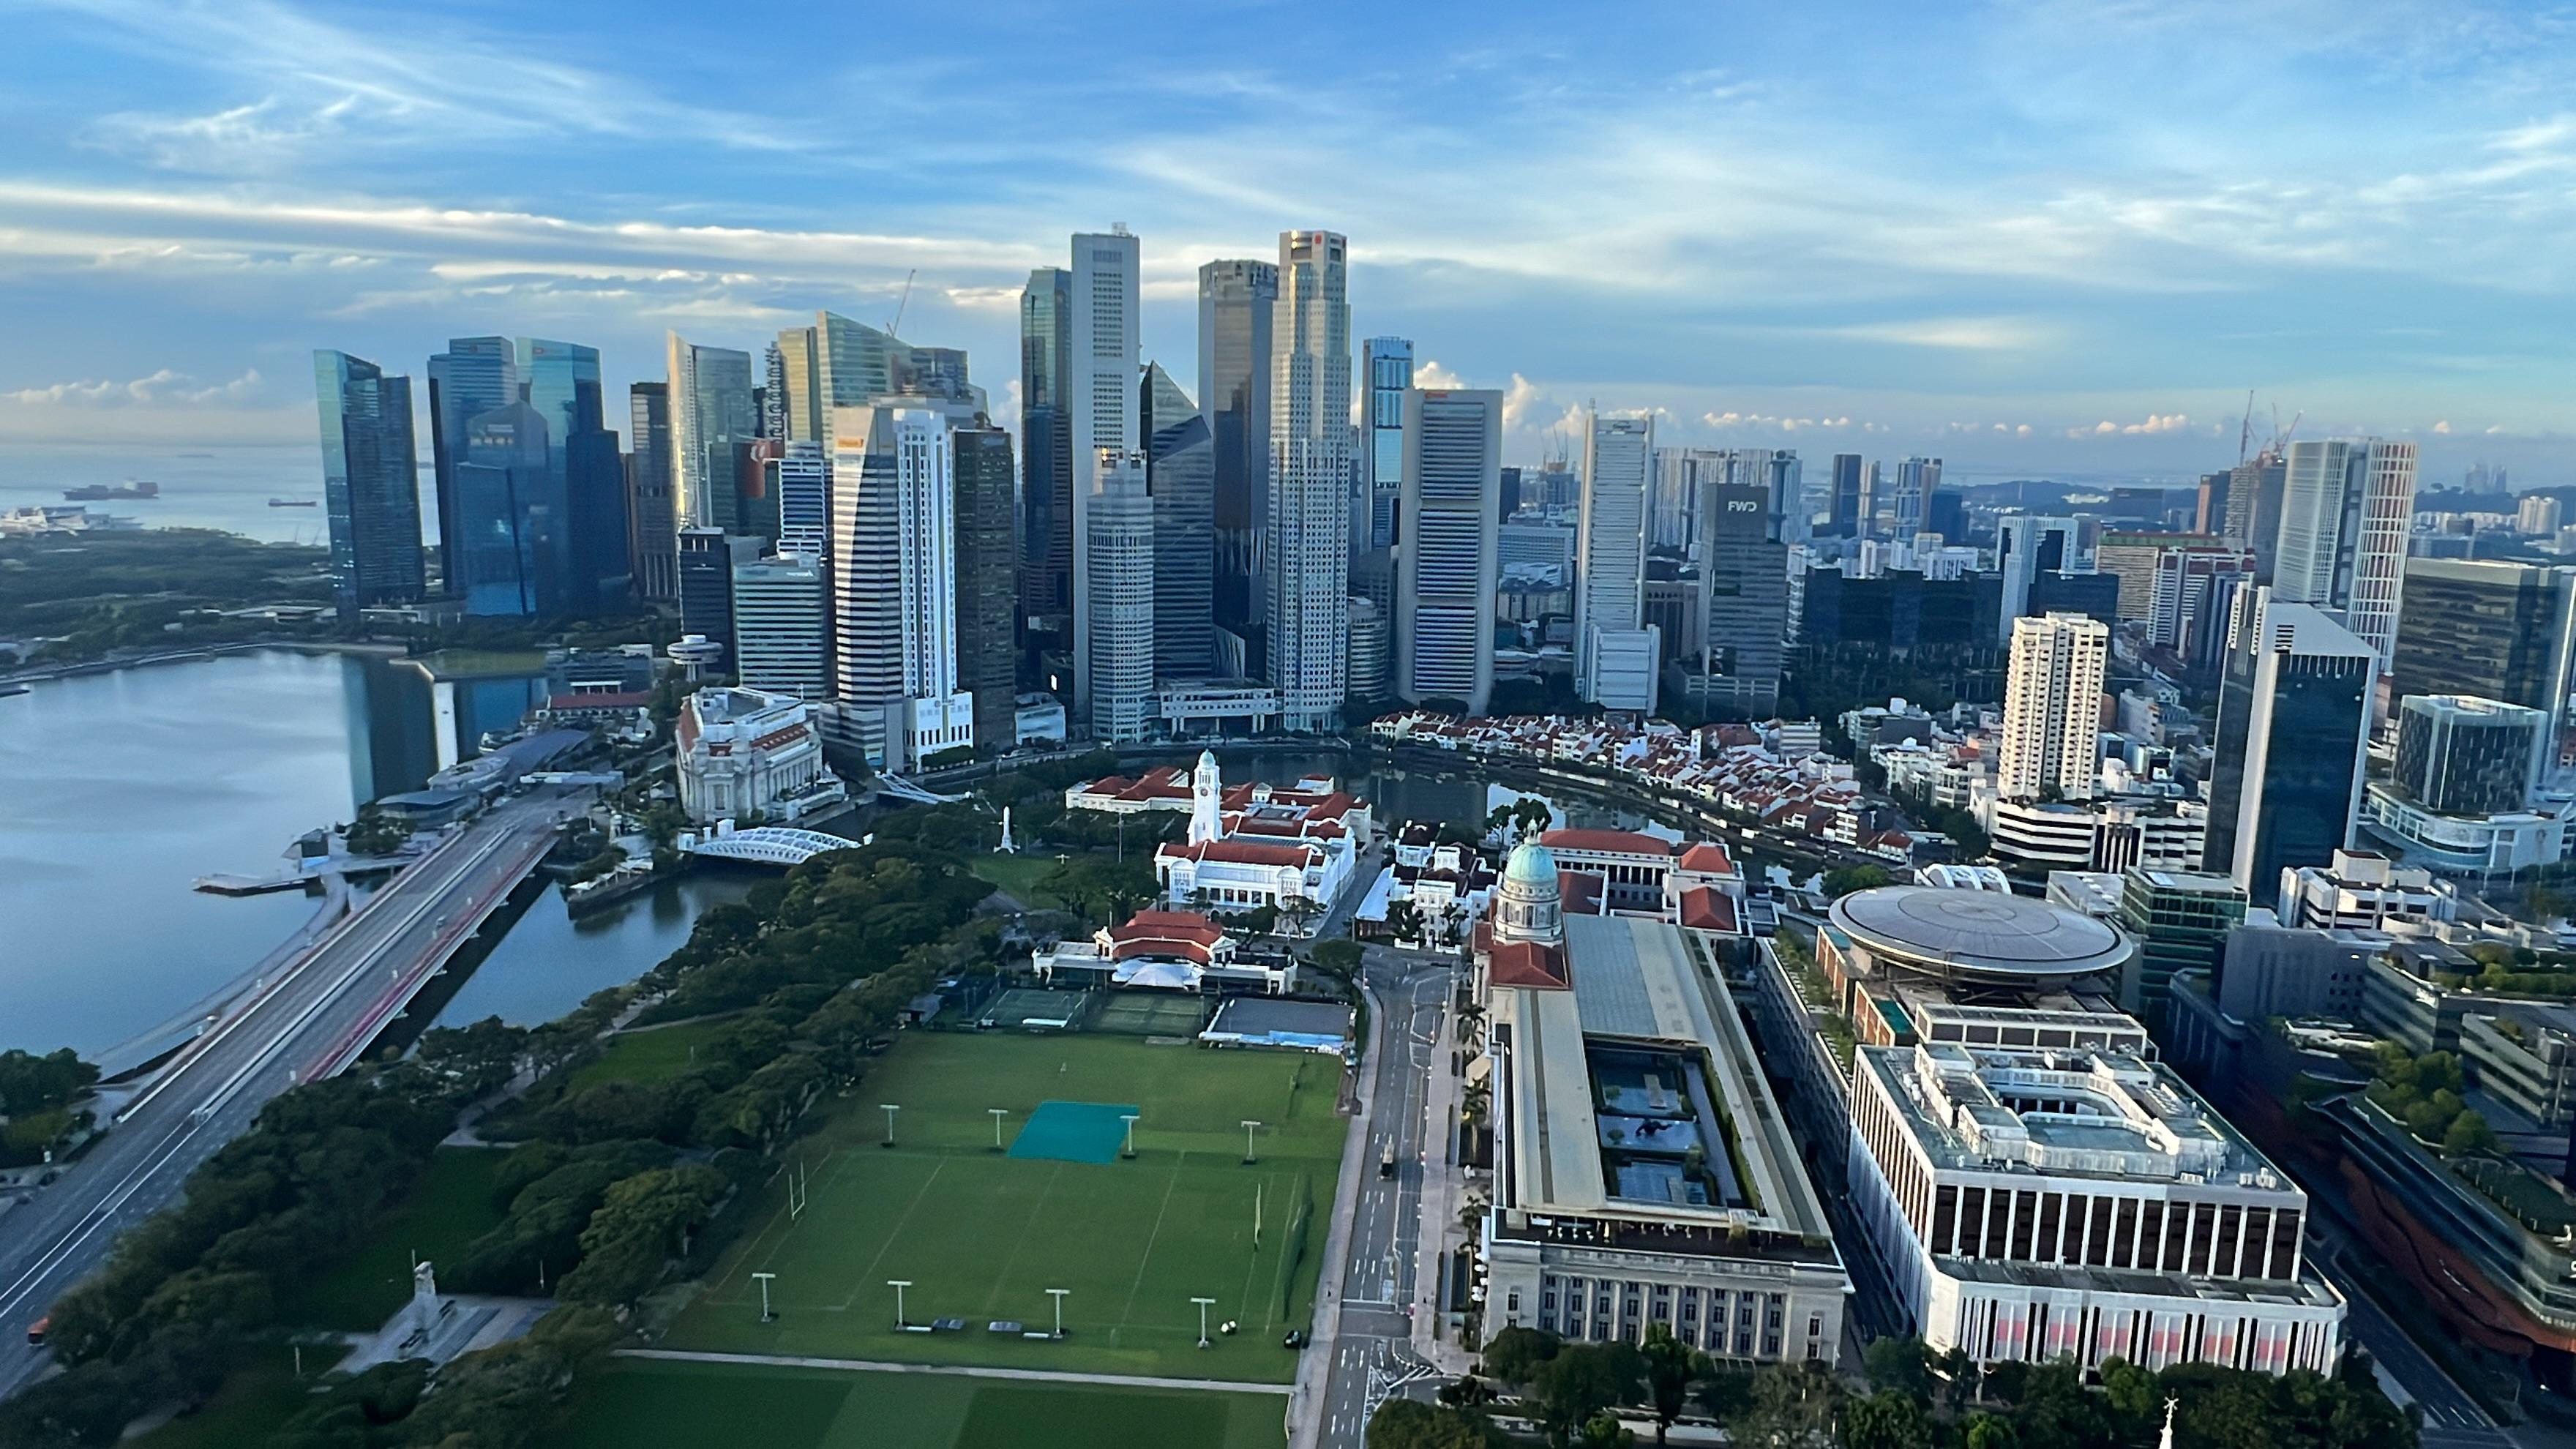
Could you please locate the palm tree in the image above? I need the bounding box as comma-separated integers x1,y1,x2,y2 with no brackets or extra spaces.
1461,1079,1491,1128
1456,1000,1487,1048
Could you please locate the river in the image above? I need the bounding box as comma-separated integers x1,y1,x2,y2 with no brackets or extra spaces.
0,650,711,1057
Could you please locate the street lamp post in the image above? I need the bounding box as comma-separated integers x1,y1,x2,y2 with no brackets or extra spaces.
1046,1287,1070,1338
989,1108,1009,1150
888,1279,913,1329
1192,1297,1218,1349
1241,1120,1262,1164
880,1104,900,1147
752,1271,776,1322
1121,1113,1141,1159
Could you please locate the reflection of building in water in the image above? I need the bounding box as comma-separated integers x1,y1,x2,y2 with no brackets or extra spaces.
346,656,440,806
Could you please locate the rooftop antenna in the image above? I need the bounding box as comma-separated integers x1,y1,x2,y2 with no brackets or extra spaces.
887,269,916,337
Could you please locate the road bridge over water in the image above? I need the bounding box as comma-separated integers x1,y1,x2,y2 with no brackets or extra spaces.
0,789,580,1404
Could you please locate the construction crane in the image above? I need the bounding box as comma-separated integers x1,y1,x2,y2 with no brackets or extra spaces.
887,269,917,338
2238,390,2257,464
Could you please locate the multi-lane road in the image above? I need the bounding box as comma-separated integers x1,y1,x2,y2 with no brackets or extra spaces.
1305,946,1451,1449
0,791,574,1401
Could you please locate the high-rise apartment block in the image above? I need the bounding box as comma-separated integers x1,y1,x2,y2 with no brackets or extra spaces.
1999,613,2109,802
1265,230,1352,733
1395,387,1501,714
2274,438,2418,664
1069,228,1141,719
312,349,426,615
1576,411,1656,711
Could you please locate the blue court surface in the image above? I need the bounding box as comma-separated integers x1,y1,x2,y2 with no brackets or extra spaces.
1007,1100,1142,1164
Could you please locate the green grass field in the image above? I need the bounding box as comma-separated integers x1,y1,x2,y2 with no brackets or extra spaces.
967,852,1070,909
567,1016,742,1090
282,1148,510,1331
664,1033,1345,1382
555,1359,1284,1449
129,1345,345,1448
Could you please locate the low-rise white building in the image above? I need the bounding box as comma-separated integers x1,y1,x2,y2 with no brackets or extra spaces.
1031,909,1298,995
676,686,837,825
1848,1039,2344,1376
2278,848,2459,931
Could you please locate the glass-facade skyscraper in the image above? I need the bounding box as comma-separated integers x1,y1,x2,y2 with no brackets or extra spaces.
1363,337,1412,553
425,336,513,592
1144,362,1216,678
1199,257,1277,663
312,349,426,615
1019,268,1074,626
626,382,676,602
2203,589,2378,897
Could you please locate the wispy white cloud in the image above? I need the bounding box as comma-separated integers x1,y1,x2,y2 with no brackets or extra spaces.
4,367,266,407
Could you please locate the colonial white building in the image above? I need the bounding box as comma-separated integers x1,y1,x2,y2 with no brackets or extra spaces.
1477,838,1852,1363
675,686,839,825
1847,1039,2344,1376
1147,753,1365,924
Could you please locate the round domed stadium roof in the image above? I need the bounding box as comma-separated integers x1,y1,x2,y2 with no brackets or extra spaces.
1502,837,1560,889
1827,886,2131,983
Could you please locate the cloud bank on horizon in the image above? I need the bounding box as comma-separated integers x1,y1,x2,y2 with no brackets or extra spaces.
4,0,2573,484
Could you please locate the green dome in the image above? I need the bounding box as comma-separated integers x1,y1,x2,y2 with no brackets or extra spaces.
1502,838,1560,889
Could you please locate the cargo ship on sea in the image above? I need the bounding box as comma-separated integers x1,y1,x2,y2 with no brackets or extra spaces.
61,480,160,501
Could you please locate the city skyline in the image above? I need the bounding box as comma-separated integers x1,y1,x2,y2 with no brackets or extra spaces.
4,1,2575,485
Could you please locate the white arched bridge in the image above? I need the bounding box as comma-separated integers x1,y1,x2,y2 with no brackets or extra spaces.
678,825,866,866
877,772,968,804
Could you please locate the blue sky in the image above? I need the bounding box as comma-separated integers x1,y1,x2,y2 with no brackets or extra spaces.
4,0,2575,486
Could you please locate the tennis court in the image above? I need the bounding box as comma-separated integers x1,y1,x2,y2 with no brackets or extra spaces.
978,987,1091,1031
670,1033,1346,1381
1091,992,1208,1038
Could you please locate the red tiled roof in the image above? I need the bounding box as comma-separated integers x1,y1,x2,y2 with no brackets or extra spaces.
1488,940,1570,989
1557,871,1604,916
1158,839,1314,868
1107,909,1228,964
1539,828,1673,858
1677,886,1739,935
1676,842,1735,875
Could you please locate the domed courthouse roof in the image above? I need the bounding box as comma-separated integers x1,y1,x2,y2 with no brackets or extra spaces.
1827,886,2131,985
1502,837,1561,889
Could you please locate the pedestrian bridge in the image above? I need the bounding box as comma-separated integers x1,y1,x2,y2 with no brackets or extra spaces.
678,825,865,866
877,772,968,804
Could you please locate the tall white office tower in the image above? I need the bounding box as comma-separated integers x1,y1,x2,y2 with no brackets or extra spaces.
667,332,755,530
830,399,976,768
1652,447,1725,554
1068,228,1142,721
1892,457,1941,537
1265,230,1352,733
1086,451,1156,742
1998,611,2110,802
1576,411,1657,710
1395,387,1502,715
2274,438,2419,665
1995,514,2100,641
771,441,829,559
730,552,831,700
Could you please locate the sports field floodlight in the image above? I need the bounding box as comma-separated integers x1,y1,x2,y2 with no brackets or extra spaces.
989,1108,1009,1150
888,1280,913,1328
1193,1297,1218,1349
1241,1120,1262,1164
880,1104,900,1147
1046,1287,1070,1338
1121,1113,1141,1158
752,1271,777,1323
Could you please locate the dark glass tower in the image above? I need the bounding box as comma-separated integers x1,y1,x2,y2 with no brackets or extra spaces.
452,400,553,618
626,382,676,602
954,423,1020,751
1019,268,1074,627
312,349,425,615
1144,362,1216,678
426,336,513,594
2203,591,2376,896
1199,258,1277,664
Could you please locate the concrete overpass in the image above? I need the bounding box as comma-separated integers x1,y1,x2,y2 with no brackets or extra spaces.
0,790,578,1403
